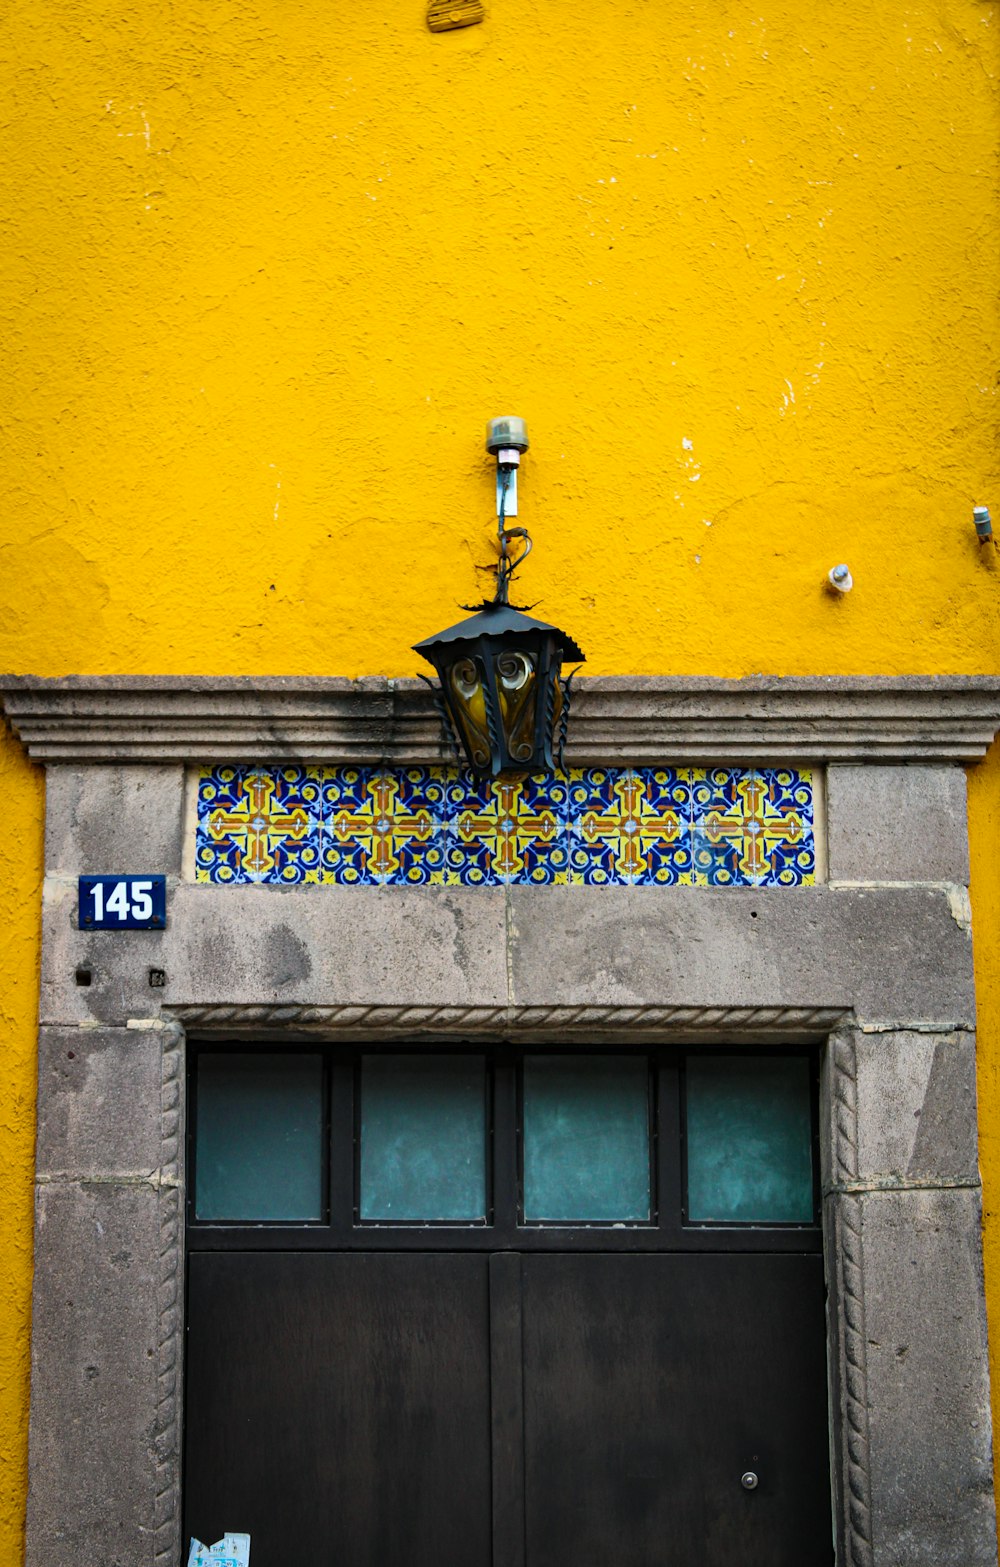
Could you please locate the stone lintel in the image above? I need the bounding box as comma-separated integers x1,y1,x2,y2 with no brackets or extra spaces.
38,883,976,1032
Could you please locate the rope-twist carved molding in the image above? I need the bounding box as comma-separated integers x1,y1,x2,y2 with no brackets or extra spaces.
170,1001,850,1038
153,1027,184,1567
831,1031,875,1567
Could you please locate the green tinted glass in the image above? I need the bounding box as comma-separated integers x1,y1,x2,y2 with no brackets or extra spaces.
360,1054,487,1221
522,1055,650,1222
685,1054,814,1223
195,1053,324,1221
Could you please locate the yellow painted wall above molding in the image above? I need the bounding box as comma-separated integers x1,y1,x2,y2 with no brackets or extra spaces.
1,0,998,680
1,1,999,1560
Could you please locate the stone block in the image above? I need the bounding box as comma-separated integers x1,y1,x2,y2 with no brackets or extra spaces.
859,1187,997,1564
165,884,509,1010
35,1025,164,1178
41,877,167,1026
42,880,510,1025
853,1029,980,1185
44,763,186,875
26,1182,167,1567
827,764,969,885
507,885,976,1028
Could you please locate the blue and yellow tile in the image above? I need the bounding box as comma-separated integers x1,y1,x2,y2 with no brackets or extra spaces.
449,773,563,884
195,764,816,889
690,767,814,886
195,766,323,884
321,769,440,885
750,767,815,886
567,769,688,885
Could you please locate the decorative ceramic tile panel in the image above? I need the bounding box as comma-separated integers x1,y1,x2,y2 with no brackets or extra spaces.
196,767,815,887
196,767,324,884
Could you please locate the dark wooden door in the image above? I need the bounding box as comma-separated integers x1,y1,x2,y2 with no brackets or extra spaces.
520,1253,832,1567
184,1252,493,1566
184,1046,834,1565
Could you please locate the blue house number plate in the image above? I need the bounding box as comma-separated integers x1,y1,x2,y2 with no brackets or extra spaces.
79,875,167,930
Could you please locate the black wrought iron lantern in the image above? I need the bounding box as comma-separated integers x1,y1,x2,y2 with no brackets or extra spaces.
413,419,585,776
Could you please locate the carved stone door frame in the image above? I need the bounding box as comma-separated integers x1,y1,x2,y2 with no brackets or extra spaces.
5,673,999,1567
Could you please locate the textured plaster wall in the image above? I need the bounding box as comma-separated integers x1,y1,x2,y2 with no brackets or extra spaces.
0,0,998,1556
0,744,40,1554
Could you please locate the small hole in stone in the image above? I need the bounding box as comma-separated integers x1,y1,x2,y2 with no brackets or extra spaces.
749,910,758,919
66,1051,75,1061
149,968,167,989
75,966,92,986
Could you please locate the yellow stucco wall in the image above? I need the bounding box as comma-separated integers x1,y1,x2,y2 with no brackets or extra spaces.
0,746,40,1552
1,0,998,1554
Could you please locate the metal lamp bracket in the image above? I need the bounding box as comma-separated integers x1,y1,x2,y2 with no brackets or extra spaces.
496,448,521,518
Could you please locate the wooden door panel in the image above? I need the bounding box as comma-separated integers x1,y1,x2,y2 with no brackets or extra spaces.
184,1252,493,1567
521,1253,833,1567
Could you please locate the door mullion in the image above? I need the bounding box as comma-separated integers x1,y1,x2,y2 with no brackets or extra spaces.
327,1051,356,1238
491,1052,518,1240
657,1056,683,1244
490,1251,526,1567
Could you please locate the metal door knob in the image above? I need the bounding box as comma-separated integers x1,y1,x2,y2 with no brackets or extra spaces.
741,1471,759,1491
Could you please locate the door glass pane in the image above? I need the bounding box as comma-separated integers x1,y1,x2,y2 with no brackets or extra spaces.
195,1053,324,1221
685,1054,814,1223
522,1055,650,1222
360,1054,487,1221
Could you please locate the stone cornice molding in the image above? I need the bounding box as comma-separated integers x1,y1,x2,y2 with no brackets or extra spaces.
2,673,1000,764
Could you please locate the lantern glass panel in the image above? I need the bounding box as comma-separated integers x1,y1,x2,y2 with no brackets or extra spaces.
493,648,538,766
446,655,492,771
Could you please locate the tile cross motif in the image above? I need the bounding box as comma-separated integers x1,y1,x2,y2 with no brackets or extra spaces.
454,780,562,883
196,766,815,888
203,771,320,883
574,773,686,884
693,772,810,884
328,774,436,884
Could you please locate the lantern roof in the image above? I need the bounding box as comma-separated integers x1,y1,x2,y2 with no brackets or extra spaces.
413,600,585,665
